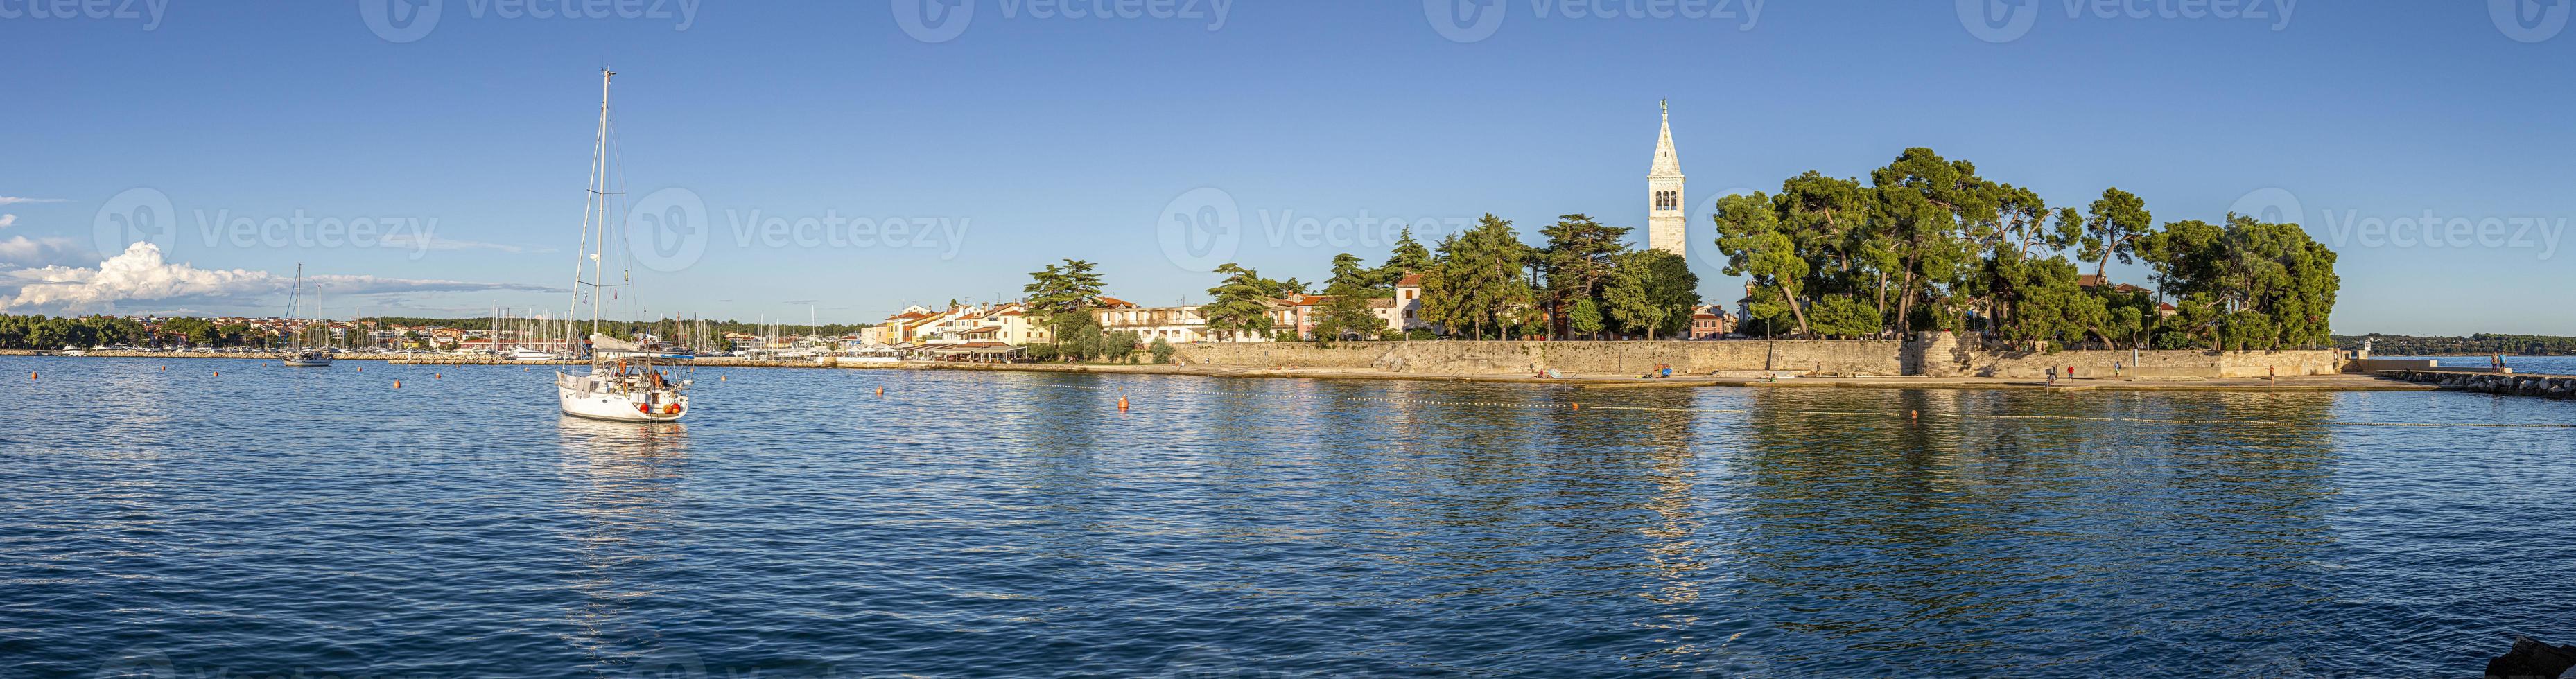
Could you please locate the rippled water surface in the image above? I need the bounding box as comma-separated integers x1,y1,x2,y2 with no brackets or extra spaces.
5,357,2573,677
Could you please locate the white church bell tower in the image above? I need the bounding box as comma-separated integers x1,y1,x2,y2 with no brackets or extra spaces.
1646,100,1686,257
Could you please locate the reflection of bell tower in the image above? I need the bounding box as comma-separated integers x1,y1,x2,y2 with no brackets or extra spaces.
1647,100,1686,257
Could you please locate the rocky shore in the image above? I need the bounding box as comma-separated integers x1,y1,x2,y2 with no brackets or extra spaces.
2488,636,2575,678
2392,370,2576,400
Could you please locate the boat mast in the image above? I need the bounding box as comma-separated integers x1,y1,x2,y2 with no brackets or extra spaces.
287,263,303,350
591,69,612,339
571,68,618,349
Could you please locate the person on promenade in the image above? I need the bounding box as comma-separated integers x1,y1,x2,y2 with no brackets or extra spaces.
2046,365,2058,387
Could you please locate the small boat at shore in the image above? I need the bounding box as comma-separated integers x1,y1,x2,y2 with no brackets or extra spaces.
830,344,903,365
509,348,565,362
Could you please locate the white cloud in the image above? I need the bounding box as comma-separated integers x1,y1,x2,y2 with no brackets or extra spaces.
0,236,92,267
0,214,17,229
0,241,560,313
0,197,66,206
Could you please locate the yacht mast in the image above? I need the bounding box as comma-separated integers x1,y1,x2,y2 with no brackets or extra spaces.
571,68,618,347
287,263,303,349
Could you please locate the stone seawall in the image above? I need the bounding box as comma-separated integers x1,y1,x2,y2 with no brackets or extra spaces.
1176,337,2344,379
1927,336,2345,379
2392,370,2576,399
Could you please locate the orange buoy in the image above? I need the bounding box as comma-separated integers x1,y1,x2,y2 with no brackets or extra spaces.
720,375,727,382
1117,396,1129,412
212,371,218,377
394,380,401,388
434,373,441,380
876,387,884,396
28,371,35,380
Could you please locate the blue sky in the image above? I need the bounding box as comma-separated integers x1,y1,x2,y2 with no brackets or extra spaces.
1,1,2570,335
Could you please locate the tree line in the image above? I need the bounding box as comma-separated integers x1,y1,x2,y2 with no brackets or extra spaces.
2337,334,2576,356
1193,215,1702,342
0,315,372,350
0,315,154,350
1714,148,2340,351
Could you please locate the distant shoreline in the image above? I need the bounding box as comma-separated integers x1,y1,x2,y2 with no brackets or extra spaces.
5,350,2453,393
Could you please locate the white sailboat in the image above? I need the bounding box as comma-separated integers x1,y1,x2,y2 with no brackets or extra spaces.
279,263,333,367
555,69,691,423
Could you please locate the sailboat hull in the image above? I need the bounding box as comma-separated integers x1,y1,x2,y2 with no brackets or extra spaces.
556,371,688,423
280,357,334,367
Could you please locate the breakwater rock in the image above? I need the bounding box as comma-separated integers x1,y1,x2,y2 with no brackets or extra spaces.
2396,371,2576,399
2488,635,2575,678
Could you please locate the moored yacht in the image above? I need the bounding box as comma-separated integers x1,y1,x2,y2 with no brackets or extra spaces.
557,334,691,421
551,69,692,423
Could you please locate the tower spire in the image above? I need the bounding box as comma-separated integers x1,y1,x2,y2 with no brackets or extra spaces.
1651,100,1682,177
1646,100,1687,257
